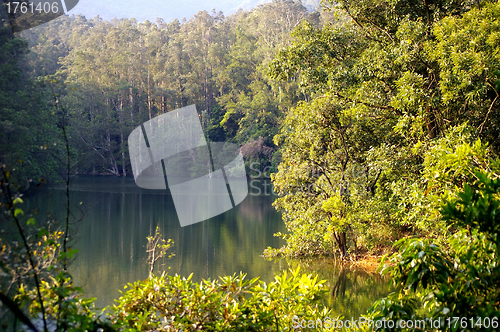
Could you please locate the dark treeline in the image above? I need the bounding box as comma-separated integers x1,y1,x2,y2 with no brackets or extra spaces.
1,0,331,186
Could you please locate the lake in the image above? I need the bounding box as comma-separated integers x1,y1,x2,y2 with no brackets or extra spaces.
19,176,389,318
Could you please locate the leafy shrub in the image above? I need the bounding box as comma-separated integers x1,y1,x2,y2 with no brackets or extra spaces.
369,155,500,331
15,273,112,331
110,267,334,331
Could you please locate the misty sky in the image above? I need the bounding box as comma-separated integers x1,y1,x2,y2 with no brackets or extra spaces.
66,0,271,23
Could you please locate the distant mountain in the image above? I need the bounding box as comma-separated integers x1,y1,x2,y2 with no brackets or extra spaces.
67,0,321,23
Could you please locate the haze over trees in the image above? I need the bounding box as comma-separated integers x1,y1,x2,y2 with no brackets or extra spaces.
2,0,499,261
1,0,327,187
70,0,322,24
1,0,500,329
0,0,326,189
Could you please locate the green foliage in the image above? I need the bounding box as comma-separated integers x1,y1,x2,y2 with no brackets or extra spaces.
0,23,63,189
110,267,333,331
10,1,311,178
268,91,393,258
369,155,500,330
0,171,111,331
146,226,175,277
428,1,500,142
4,0,500,329
1,170,338,331
267,0,500,259
442,171,500,237
15,273,111,331
386,124,490,237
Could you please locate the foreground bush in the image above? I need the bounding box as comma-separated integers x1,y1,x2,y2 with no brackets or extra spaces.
369,148,500,331
110,268,333,331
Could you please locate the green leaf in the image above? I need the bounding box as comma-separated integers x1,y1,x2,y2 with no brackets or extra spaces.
14,208,24,217
13,197,23,205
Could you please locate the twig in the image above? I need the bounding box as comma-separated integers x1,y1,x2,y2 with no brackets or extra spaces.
49,84,71,271
1,168,48,332
0,291,38,332
478,87,498,133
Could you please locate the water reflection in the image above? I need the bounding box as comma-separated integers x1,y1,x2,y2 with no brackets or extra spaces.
287,258,390,319
16,176,389,314
22,176,288,308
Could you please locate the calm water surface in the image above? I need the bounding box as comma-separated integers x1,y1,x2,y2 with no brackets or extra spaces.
21,176,388,318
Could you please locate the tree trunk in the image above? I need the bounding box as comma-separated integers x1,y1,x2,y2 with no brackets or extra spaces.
129,86,134,122
339,231,348,258
107,128,119,176
147,63,152,120
333,231,348,260
426,106,437,139
119,98,127,177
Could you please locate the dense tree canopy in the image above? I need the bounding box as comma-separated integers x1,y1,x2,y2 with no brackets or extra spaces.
0,22,63,189
267,0,500,258
0,0,318,183
2,0,500,329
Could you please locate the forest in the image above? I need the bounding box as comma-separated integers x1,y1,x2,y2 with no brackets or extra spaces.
1,0,500,330
1,0,320,185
